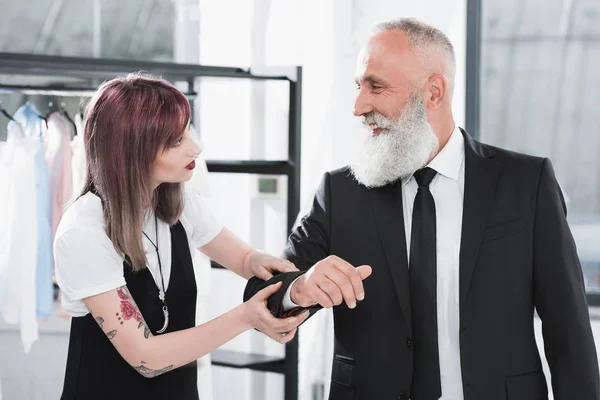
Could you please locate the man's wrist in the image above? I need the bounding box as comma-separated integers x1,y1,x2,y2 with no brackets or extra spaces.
290,276,303,304
282,276,303,311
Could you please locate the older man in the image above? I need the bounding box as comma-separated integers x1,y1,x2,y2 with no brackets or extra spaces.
245,18,599,400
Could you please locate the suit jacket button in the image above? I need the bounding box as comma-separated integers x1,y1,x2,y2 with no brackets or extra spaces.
406,337,412,348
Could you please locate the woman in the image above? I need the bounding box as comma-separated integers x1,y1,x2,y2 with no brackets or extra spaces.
54,74,309,399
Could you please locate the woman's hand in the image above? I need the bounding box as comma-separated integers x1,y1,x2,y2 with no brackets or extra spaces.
199,229,298,280
241,282,310,344
244,250,298,280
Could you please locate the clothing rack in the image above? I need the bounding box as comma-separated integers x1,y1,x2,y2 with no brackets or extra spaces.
0,52,302,400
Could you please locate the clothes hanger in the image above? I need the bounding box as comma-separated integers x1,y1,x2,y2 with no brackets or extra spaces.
78,98,85,118
20,96,47,129
0,101,17,123
45,100,58,121
60,101,78,137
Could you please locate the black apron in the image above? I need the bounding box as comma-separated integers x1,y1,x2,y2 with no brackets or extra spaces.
61,221,199,400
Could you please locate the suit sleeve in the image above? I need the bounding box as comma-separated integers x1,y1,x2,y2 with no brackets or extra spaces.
243,172,332,319
533,158,600,399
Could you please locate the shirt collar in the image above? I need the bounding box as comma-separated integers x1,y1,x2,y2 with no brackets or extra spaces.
402,125,465,186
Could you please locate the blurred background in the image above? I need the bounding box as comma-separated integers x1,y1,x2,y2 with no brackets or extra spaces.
481,0,600,296
0,0,598,399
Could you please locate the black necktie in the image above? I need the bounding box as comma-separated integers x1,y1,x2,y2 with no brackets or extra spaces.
409,167,441,400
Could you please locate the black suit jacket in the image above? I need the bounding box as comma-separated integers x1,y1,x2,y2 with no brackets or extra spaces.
244,130,600,400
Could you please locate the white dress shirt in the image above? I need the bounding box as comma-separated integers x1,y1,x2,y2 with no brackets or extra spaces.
284,126,466,399
404,126,465,399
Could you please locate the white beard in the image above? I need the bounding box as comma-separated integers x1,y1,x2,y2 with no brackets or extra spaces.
350,94,439,188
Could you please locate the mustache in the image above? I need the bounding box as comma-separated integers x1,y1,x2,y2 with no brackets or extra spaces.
361,112,393,128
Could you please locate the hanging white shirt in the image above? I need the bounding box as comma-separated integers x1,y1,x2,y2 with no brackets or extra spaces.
44,112,73,236
54,186,223,317
0,121,40,353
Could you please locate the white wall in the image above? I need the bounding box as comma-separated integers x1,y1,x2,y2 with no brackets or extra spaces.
197,1,284,399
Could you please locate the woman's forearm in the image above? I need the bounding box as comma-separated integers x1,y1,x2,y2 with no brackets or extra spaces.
84,287,252,378
199,228,254,279
133,305,250,376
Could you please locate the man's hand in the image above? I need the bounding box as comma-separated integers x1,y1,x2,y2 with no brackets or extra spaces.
290,256,372,309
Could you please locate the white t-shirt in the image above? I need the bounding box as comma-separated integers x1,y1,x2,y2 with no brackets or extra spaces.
54,187,223,317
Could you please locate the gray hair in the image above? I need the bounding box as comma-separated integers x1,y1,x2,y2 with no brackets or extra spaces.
374,18,456,82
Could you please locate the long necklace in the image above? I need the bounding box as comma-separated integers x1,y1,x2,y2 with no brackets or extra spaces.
142,214,169,334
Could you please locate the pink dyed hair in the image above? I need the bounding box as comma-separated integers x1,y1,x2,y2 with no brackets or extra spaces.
81,73,191,270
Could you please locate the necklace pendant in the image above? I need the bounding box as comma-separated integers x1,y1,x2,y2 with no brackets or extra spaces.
156,305,169,334
158,289,165,302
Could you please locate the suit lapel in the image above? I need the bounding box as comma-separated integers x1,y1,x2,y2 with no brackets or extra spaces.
371,181,412,333
369,130,498,332
459,130,500,307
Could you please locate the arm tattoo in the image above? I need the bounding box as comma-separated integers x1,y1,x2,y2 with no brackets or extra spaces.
133,361,174,378
93,315,116,339
93,287,150,342
138,321,151,339
118,286,151,339
117,286,144,322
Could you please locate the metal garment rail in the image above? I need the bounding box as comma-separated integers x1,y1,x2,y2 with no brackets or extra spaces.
0,52,294,81
0,52,302,400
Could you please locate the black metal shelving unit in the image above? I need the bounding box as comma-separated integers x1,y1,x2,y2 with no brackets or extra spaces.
0,52,302,400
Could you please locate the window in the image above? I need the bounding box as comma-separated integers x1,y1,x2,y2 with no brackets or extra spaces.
477,0,600,298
